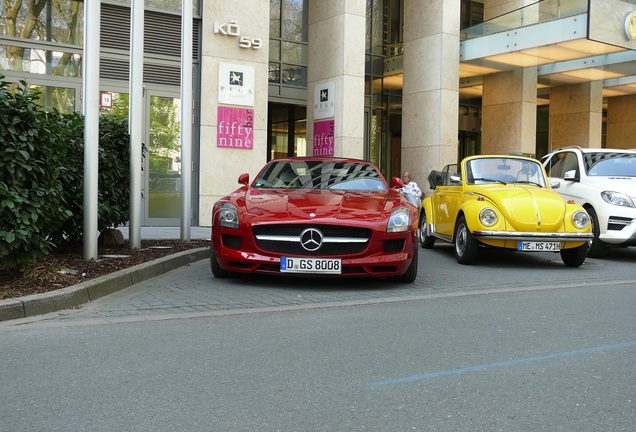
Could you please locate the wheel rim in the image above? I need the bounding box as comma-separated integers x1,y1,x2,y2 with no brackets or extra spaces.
419,215,428,243
455,224,467,257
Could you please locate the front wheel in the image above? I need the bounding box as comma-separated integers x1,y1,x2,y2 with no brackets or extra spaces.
560,243,588,267
454,215,478,265
388,246,418,283
210,246,236,278
586,207,609,258
419,211,435,249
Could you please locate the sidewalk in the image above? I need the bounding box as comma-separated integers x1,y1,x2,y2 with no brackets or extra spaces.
0,227,211,322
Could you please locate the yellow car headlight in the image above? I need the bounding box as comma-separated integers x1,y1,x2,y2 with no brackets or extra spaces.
572,210,590,229
479,208,498,227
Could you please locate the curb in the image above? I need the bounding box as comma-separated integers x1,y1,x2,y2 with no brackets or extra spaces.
0,247,209,322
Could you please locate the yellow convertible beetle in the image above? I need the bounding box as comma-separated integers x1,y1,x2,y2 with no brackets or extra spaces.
419,154,593,267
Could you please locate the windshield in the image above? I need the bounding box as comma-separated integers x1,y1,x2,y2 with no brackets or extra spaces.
253,160,388,192
584,152,636,177
465,157,546,187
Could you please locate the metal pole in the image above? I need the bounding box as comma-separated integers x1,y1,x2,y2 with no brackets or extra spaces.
129,0,144,251
82,0,100,261
180,0,194,242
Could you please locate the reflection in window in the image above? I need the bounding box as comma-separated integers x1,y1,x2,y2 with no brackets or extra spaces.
1,44,81,76
282,64,306,86
0,1,84,45
30,85,76,113
101,0,201,14
269,0,307,88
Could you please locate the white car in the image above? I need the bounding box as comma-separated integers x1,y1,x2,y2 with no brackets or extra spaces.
542,147,636,257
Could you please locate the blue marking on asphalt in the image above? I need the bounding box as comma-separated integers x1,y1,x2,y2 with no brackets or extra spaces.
369,340,636,387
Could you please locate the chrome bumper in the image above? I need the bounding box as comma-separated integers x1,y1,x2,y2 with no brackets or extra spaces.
472,230,593,242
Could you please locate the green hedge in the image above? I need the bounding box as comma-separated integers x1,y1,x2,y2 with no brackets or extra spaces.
0,78,131,271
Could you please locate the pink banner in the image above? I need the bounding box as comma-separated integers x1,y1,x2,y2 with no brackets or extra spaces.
217,106,254,150
313,120,335,156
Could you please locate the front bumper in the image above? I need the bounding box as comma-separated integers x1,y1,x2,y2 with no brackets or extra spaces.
471,230,593,242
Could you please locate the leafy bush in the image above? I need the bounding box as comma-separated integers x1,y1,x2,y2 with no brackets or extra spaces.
0,80,71,270
0,78,131,271
49,113,131,244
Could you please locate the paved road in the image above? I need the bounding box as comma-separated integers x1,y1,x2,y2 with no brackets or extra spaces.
2,244,634,327
0,257,634,431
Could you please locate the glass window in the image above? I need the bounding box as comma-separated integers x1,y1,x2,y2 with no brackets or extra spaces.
281,64,306,86
30,84,76,113
0,1,84,44
281,41,306,64
268,62,281,83
1,44,82,76
281,0,307,42
270,0,307,90
270,0,281,37
269,40,281,61
105,0,201,15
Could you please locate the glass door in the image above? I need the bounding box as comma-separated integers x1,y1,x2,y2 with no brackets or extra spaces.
145,91,182,226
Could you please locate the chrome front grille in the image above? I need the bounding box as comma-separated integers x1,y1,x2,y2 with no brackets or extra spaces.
253,224,371,256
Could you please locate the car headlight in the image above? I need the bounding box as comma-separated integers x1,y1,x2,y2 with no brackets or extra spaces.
219,203,239,229
572,210,590,229
387,207,411,233
601,191,635,208
479,208,498,227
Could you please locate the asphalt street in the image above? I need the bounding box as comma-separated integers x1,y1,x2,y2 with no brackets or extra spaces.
0,244,634,431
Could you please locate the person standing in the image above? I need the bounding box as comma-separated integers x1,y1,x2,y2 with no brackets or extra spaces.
399,171,422,207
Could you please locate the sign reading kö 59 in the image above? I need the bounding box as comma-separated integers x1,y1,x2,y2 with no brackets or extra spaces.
213,20,263,49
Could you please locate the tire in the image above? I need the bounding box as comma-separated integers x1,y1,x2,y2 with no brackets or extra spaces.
419,211,435,249
560,243,588,267
210,246,235,278
388,246,418,283
586,207,609,258
454,215,478,265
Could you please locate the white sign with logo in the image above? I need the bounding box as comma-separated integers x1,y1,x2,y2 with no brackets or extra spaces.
314,82,335,120
219,63,255,107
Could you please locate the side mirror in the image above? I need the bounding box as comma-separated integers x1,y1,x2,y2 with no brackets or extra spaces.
563,170,579,182
391,177,404,189
238,173,250,185
550,180,560,189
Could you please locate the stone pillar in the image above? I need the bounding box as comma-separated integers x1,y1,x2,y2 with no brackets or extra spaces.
481,68,538,155
606,94,636,150
307,0,366,158
199,1,270,226
549,82,603,150
402,0,459,194
480,1,539,156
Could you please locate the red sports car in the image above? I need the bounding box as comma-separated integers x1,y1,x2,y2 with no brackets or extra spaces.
210,157,419,282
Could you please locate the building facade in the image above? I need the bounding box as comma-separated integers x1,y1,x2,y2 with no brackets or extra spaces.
1,0,635,228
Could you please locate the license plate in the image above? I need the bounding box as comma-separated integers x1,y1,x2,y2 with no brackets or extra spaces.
517,241,561,252
280,257,342,274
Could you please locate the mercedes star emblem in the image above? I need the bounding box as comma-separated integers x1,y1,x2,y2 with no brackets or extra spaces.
300,228,323,252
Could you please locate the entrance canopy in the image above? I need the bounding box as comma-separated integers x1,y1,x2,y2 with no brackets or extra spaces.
459,0,636,102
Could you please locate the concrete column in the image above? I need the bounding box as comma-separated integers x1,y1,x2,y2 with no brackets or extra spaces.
606,94,636,150
402,0,459,193
199,0,270,225
481,68,538,155
549,82,603,150
307,0,366,158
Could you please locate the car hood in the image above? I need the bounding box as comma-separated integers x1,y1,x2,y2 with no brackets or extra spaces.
580,176,636,198
476,185,568,231
244,188,396,220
